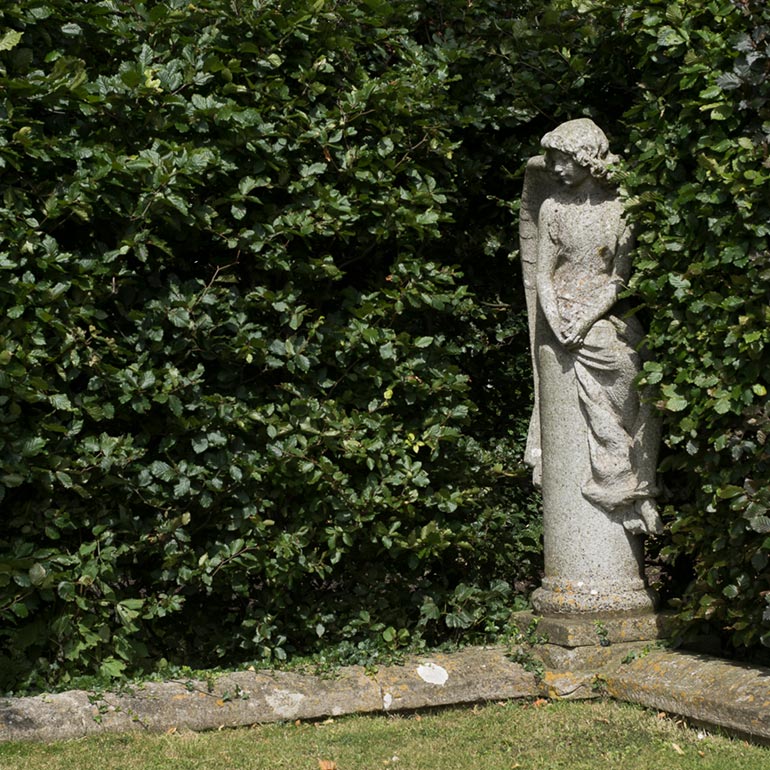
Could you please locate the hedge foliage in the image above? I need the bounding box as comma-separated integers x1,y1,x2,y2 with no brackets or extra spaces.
528,0,770,658
1,0,770,690
0,0,548,690
617,0,770,654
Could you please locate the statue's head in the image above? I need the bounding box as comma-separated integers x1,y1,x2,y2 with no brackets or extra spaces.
540,118,618,182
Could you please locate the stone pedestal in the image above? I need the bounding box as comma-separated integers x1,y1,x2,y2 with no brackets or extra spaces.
514,610,674,689
519,119,663,624
531,340,657,615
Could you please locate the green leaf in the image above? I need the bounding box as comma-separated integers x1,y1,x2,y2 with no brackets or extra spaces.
58,581,76,601
28,563,46,586
749,516,770,534
21,437,46,457
717,486,745,500
0,30,23,51
99,658,127,679
665,394,688,412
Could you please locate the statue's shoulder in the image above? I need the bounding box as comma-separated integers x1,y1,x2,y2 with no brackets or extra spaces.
521,154,557,258
537,194,561,226
522,155,550,200
539,195,559,214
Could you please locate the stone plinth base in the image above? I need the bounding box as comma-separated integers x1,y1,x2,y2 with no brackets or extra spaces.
514,610,675,682
531,577,658,615
515,610,674,649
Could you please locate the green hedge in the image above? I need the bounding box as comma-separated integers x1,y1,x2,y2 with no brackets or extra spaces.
619,0,770,654
0,0,546,690
2,0,769,691
529,0,770,657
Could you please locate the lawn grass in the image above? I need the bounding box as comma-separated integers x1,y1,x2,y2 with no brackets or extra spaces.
0,698,767,770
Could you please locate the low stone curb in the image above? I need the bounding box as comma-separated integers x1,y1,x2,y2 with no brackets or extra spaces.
0,647,537,743
603,649,770,744
3,645,770,744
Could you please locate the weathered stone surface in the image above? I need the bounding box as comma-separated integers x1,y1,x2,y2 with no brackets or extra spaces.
375,647,538,712
604,649,770,742
0,647,537,743
542,671,599,700
0,691,100,743
515,610,674,649
106,667,384,732
520,119,661,616
5,645,770,746
0,666,383,742
531,641,655,674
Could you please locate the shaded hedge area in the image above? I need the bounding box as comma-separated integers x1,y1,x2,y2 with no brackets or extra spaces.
1,0,770,690
0,0,548,690
530,0,770,660
619,0,770,655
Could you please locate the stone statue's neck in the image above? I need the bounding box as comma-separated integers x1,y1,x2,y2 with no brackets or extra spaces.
562,177,611,204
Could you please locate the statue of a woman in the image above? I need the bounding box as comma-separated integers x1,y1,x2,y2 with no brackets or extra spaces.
520,119,661,614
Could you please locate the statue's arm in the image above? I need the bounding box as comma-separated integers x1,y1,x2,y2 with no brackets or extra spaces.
535,202,565,345
562,277,619,348
562,212,634,348
611,215,634,285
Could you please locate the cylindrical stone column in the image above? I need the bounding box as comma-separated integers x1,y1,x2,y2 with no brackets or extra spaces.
531,339,657,615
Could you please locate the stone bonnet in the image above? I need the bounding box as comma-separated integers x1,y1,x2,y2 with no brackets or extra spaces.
540,118,618,181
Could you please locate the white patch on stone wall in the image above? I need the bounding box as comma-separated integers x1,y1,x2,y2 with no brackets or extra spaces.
383,692,393,710
416,663,449,686
265,689,305,719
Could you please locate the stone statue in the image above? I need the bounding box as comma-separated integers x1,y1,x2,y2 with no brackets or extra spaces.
520,118,662,614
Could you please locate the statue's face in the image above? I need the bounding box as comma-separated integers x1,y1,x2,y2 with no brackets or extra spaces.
545,149,590,188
